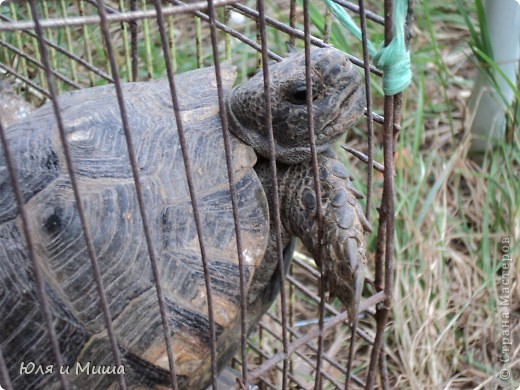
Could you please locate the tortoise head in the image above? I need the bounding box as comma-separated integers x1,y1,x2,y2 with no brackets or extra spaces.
226,47,365,164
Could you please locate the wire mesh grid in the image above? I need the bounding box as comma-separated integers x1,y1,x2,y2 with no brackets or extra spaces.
0,0,409,388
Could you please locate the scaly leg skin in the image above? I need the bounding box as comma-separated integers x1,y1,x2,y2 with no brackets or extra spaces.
279,149,371,323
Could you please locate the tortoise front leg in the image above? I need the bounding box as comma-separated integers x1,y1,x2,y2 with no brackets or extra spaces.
280,149,371,322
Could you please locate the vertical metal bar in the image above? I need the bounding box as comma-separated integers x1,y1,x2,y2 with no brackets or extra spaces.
377,95,401,390
0,345,13,390
152,2,221,388
0,96,69,390
365,0,396,388
95,1,181,388
366,95,394,390
301,0,326,388
344,2,374,388
205,0,251,385
27,2,128,389
256,0,290,387
358,0,374,220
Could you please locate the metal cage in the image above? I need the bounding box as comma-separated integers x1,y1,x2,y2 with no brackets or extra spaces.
0,0,410,388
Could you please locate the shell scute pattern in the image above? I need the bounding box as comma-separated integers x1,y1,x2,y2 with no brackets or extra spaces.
0,63,268,389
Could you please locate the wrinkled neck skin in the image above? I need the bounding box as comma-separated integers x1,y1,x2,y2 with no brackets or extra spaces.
243,156,295,327
225,92,333,165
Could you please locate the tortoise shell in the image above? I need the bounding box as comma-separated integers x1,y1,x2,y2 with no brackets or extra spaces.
0,64,268,389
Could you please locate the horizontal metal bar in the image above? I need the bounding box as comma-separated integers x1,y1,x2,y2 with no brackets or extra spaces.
0,39,81,89
0,14,113,84
0,0,241,31
168,0,283,62
333,0,385,25
0,62,50,98
231,3,383,77
369,109,385,124
342,146,385,173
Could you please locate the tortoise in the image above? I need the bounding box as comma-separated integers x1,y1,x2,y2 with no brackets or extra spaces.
0,47,370,389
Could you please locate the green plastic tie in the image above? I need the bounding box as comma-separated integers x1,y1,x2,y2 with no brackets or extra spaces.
323,0,412,96
325,0,378,56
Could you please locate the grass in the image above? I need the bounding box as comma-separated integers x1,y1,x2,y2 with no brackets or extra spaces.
372,1,519,388
1,0,519,388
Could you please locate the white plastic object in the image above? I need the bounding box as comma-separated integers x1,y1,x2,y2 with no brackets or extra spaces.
467,0,520,154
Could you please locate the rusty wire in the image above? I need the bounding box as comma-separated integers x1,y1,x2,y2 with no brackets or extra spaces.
94,0,183,387
0,0,242,31
203,0,251,385
0,61,50,97
0,13,113,82
365,0,397,387
256,1,291,387
300,0,328,388
0,0,407,388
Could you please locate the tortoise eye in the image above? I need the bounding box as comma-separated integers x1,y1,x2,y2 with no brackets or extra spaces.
289,86,316,105
290,88,307,105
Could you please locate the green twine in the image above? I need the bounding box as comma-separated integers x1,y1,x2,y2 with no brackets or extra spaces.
323,0,412,96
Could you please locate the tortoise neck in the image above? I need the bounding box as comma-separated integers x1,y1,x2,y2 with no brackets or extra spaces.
225,92,257,149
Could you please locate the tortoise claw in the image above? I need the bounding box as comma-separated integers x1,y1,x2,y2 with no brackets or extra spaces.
327,237,364,324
